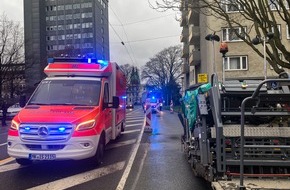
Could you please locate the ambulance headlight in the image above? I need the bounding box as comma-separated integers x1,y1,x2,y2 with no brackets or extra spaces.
10,120,20,130
76,120,96,131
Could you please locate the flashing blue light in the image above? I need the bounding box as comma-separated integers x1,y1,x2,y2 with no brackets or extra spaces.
88,58,91,63
24,127,31,131
58,127,66,132
97,60,108,66
122,96,127,99
152,96,155,99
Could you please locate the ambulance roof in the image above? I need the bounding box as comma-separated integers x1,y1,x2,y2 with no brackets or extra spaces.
44,58,113,77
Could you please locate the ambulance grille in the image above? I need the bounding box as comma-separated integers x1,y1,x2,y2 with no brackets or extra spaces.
19,124,73,142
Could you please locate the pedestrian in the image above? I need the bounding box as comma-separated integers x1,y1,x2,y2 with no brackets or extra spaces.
1,101,8,126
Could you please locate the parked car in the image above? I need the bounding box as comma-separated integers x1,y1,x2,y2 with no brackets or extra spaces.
6,103,22,118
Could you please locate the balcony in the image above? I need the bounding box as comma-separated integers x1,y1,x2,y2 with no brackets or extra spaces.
189,51,201,66
189,26,200,45
181,44,189,58
187,9,199,26
182,63,189,74
180,27,189,42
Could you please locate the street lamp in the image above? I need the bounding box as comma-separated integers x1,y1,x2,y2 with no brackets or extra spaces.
205,33,220,73
251,32,274,80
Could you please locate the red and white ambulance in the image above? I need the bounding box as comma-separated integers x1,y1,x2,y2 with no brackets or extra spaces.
7,58,126,165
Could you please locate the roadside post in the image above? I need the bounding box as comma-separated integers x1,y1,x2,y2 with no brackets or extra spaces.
144,100,152,133
170,100,174,114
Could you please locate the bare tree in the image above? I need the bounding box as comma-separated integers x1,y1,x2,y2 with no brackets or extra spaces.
149,0,290,74
120,64,134,88
0,13,25,102
141,45,182,104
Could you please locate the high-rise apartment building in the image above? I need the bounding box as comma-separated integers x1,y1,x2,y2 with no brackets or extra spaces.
24,0,109,92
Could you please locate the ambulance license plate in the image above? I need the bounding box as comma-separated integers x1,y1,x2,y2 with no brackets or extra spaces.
29,154,56,160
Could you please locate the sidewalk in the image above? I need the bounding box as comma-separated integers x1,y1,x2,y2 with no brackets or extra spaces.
124,110,212,190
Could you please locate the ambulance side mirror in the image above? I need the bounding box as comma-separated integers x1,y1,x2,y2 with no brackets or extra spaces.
111,96,120,108
104,96,119,109
19,94,26,108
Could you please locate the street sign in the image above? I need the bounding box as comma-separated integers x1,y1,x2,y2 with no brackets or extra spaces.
198,73,208,83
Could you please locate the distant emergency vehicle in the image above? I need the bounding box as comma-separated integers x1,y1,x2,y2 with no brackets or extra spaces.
7,58,126,165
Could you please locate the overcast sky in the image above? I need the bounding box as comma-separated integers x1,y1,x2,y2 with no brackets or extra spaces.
0,0,182,68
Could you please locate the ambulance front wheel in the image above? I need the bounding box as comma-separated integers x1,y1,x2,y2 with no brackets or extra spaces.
16,158,32,165
94,134,105,165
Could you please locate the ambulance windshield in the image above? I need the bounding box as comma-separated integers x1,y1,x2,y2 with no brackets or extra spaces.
28,79,101,106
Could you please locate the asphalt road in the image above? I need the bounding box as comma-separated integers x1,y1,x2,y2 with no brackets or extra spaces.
0,106,211,190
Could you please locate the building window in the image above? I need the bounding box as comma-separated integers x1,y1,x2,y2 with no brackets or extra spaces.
81,2,92,8
221,0,243,12
58,15,65,21
73,13,81,19
286,0,289,9
58,5,64,10
73,4,81,9
224,56,248,71
66,14,73,20
269,24,281,39
269,0,280,10
222,27,246,41
65,4,73,10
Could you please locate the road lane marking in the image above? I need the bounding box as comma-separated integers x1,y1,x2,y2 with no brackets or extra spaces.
116,114,145,190
0,142,7,147
126,123,143,128
27,161,125,190
121,129,140,134
106,139,136,150
126,119,145,123
131,143,149,190
0,157,15,166
0,162,25,172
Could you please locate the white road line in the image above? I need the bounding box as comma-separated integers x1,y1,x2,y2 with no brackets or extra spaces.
106,139,136,150
126,119,145,123
0,157,15,166
121,129,140,134
0,142,7,147
0,162,24,173
116,114,145,190
27,161,125,190
126,123,143,128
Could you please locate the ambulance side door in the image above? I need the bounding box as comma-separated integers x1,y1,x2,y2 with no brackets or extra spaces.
102,82,112,132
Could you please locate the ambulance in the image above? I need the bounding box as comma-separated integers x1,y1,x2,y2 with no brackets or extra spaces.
7,58,126,165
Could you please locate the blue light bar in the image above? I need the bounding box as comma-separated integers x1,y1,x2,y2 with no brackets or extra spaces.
24,127,31,131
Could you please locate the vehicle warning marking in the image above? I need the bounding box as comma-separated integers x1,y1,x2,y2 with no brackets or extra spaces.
27,161,125,190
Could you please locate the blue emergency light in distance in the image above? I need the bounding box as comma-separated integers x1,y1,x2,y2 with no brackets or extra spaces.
24,127,31,131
